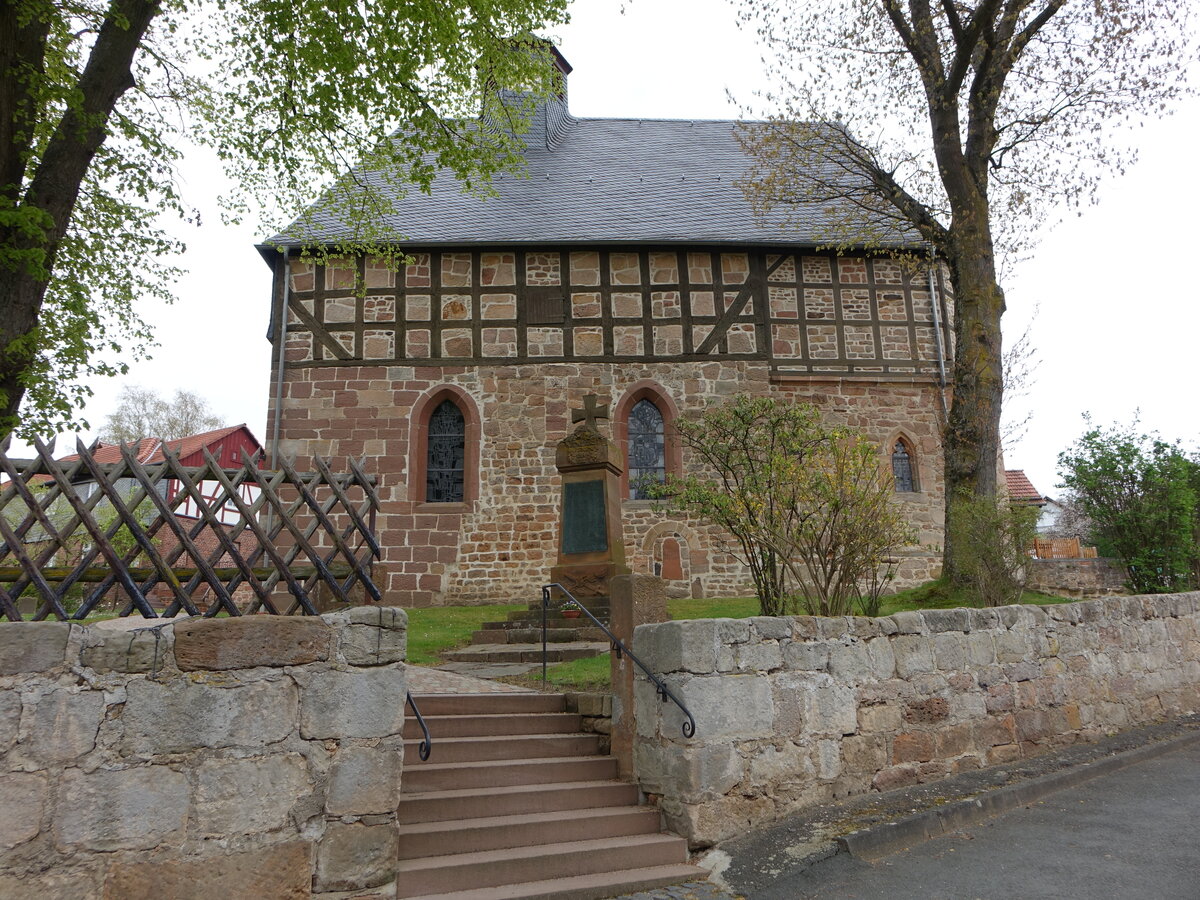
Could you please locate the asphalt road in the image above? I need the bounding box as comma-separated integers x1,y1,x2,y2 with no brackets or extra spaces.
738,741,1200,900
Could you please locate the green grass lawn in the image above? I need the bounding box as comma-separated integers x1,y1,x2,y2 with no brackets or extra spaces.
405,580,1081,687
405,602,524,666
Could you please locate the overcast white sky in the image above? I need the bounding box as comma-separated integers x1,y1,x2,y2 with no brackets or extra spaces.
59,0,1199,498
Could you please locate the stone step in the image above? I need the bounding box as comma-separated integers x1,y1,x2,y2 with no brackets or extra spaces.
393,834,689,898
404,732,600,764
403,755,617,793
471,627,608,644
442,642,610,664
402,712,582,740
408,693,563,716
396,806,662,859
396,780,640,825
399,864,708,900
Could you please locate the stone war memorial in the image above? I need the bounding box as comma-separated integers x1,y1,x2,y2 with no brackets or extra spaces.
550,393,630,603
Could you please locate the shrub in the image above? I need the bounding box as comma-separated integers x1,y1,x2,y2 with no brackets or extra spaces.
649,395,912,616
948,494,1039,607
1058,420,1199,593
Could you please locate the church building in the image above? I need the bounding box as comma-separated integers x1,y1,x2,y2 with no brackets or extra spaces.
260,49,951,607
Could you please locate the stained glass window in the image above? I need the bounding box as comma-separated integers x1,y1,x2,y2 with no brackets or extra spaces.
628,399,665,499
426,400,465,503
892,441,915,492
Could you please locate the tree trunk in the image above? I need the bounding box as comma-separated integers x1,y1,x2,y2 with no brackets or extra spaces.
0,0,161,436
941,205,1006,584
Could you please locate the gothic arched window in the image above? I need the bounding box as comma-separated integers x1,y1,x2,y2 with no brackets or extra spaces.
628,399,666,500
426,400,465,503
892,440,916,493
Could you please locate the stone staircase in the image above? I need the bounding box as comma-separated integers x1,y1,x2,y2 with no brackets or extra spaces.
442,598,612,666
396,692,705,899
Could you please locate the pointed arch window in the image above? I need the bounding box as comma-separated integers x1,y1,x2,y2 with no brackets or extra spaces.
892,440,916,493
426,400,465,503
628,399,666,500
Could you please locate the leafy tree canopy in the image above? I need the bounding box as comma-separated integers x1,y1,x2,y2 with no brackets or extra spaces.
735,0,1193,582
1,0,570,438
97,384,222,443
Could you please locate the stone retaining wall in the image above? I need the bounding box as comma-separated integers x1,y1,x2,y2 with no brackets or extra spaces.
631,593,1200,847
0,608,408,899
1027,557,1127,598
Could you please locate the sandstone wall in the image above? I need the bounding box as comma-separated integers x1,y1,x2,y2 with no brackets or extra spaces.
0,608,408,899
631,593,1200,847
275,361,944,606
1027,558,1127,598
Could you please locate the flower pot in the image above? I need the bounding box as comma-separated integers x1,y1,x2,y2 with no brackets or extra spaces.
561,608,582,619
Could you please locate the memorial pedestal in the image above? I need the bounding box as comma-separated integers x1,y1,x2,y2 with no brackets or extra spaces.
549,403,630,605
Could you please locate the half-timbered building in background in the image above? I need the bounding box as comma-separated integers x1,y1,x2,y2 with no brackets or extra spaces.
260,50,952,607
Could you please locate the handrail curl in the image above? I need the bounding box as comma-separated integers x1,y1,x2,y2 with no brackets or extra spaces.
541,583,696,738
406,691,432,760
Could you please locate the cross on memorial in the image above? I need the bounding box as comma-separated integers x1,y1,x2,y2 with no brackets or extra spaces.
571,394,609,433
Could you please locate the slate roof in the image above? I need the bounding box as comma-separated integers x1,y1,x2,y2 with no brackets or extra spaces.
1005,470,1046,505
263,96,920,253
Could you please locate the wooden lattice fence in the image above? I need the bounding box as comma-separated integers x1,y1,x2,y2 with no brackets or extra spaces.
0,437,380,620
1032,537,1099,560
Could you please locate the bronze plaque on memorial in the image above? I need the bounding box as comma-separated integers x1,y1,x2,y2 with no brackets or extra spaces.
562,480,608,555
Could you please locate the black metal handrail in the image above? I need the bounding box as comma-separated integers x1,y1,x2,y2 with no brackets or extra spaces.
541,583,696,738
406,692,432,760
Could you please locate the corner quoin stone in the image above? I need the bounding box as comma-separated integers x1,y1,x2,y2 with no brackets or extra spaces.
173,616,331,670
296,667,407,740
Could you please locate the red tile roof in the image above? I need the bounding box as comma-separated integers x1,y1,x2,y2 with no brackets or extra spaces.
1005,469,1046,505
54,425,255,467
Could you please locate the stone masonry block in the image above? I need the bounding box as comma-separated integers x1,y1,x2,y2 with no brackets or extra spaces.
889,611,925,635
660,743,743,802
327,606,408,666
828,642,873,684
751,616,793,640
921,608,969,633
194,754,310,835
81,627,169,674
892,634,936,677
783,640,831,672
55,766,188,851
0,622,71,675
121,677,297,754
735,640,782,673
0,773,46,851
297,667,406,739
0,870,102,900
104,841,311,900
866,637,897,679
802,675,857,736
174,617,331,670
315,821,399,893
327,746,403,815
642,620,721,674
669,674,773,740
27,688,105,762
0,690,20,752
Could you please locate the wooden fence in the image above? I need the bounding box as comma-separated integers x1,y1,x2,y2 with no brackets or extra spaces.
1032,537,1098,560
0,437,380,620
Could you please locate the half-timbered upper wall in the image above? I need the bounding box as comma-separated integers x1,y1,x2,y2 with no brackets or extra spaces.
281,248,951,376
